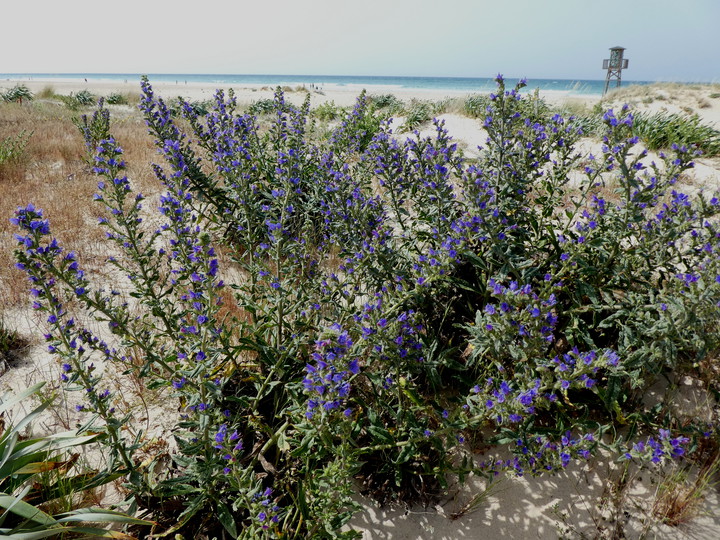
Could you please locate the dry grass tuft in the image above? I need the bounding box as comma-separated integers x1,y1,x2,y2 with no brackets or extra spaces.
652,441,720,527
37,85,56,99
439,97,467,116
0,101,158,308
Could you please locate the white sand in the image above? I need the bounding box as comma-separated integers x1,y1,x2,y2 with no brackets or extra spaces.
1,76,598,109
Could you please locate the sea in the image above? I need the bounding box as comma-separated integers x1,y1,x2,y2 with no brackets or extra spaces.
0,73,660,97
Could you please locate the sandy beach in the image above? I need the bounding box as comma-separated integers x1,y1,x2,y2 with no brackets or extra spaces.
5,75,719,137
1,75,600,109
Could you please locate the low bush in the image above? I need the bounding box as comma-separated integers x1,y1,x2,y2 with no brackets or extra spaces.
368,93,404,114
399,100,433,132
10,75,720,538
168,96,213,116
73,90,95,106
312,100,343,121
37,85,56,99
464,93,489,117
106,92,128,105
1,84,33,104
247,97,281,116
59,89,97,110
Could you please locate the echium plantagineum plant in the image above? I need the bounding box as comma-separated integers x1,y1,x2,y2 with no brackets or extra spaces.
12,74,720,538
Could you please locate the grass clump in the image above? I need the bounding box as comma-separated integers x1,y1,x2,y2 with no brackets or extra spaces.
368,93,404,114
652,442,720,527
312,100,343,121
247,97,279,115
71,89,95,106
1,84,33,104
399,100,433,132
37,85,56,99
632,111,720,156
463,93,489,118
0,130,32,168
59,89,97,110
105,92,128,105
0,317,27,365
0,383,153,536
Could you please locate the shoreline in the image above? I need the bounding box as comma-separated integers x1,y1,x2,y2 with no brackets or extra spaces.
0,76,601,109
3,75,718,133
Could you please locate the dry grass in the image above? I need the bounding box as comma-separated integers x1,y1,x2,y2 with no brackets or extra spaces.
603,82,720,115
37,85,56,99
605,82,720,101
652,443,720,527
35,453,107,515
553,98,595,118
0,100,158,308
216,286,254,328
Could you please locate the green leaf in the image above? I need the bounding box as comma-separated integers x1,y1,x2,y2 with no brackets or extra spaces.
394,442,415,465
277,430,290,453
367,425,393,444
56,508,154,525
0,494,58,527
0,527,65,540
216,502,238,538
0,383,46,415
8,398,52,438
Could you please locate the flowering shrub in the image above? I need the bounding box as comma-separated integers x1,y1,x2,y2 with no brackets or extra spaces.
11,75,720,537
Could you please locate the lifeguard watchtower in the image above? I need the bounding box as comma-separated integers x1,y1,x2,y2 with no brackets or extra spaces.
602,46,629,95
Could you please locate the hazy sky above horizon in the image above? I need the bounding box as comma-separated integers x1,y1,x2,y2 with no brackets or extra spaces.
2,0,718,82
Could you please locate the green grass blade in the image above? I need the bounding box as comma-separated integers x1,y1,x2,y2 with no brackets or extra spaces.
0,383,46,415
0,528,64,540
0,493,58,527
56,508,154,525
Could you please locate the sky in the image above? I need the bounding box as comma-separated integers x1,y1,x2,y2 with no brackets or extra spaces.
1,0,718,82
